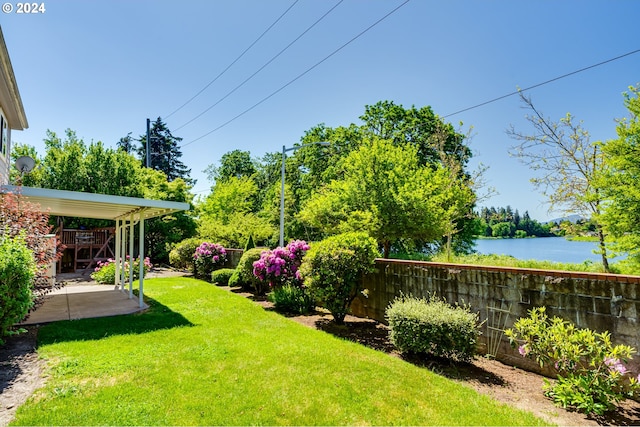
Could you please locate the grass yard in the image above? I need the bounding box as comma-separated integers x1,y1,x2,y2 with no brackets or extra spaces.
12,277,549,426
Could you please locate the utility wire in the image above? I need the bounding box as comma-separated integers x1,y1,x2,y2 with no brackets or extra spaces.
443,48,640,118
164,0,300,120
173,0,344,132
180,0,411,149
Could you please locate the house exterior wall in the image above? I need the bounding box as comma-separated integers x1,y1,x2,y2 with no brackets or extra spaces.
0,106,10,184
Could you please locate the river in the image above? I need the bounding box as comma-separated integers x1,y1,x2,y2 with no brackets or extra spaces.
472,237,619,264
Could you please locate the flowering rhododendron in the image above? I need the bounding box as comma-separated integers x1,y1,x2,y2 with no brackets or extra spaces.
253,240,310,288
193,242,227,279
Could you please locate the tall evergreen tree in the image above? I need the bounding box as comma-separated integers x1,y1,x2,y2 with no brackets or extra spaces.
137,117,193,184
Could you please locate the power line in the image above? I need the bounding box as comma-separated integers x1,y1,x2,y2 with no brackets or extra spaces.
443,48,640,118
180,0,411,149
173,0,345,132
163,0,300,120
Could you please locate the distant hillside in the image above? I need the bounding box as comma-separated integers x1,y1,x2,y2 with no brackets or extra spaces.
546,214,584,224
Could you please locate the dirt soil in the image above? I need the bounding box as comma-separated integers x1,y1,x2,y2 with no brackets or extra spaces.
2,277,640,426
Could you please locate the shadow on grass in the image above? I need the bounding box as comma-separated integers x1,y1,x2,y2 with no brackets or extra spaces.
37,295,194,346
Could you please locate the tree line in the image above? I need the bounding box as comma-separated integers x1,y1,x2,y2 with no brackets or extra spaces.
475,206,554,238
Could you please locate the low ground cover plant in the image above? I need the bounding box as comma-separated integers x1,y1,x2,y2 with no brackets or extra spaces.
211,268,235,286
0,233,36,343
506,306,640,415
91,256,152,284
193,242,227,280
300,232,378,324
386,294,480,362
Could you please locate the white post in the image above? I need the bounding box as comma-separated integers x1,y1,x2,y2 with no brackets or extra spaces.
138,214,145,308
120,221,126,292
128,213,134,299
114,219,121,288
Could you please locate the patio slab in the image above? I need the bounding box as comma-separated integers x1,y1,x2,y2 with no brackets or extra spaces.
19,276,148,325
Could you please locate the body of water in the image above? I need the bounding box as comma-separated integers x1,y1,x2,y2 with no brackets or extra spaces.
473,237,619,264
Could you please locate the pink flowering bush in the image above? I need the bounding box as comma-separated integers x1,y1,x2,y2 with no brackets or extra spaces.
91,256,153,284
505,306,640,415
193,242,227,280
252,240,310,289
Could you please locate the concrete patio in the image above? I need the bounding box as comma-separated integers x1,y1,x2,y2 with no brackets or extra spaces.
19,272,148,325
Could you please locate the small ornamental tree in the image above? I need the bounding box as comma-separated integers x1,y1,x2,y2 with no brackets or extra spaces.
506,307,640,415
0,233,37,343
299,232,378,324
0,191,62,297
193,242,227,280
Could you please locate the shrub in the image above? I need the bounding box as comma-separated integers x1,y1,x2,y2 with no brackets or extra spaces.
211,268,235,286
228,269,241,288
91,256,152,284
169,237,201,272
0,191,61,297
244,234,255,251
268,284,315,315
505,307,640,415
235,248,267,293
193,242,227,280
386,294,480,363
299,232,378,324
0,233,37,343
253,240,309,289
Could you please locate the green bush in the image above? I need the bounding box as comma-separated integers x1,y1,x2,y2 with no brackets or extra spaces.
268,284,315,314
299,232,378,324
505,307,640,415
169,237,202,273
235,247,267,293
228,269,241,288
211,268,236,286
386,294,480,363
0,234,36,343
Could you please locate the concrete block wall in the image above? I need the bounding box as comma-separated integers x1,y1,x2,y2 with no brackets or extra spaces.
351,259,640,374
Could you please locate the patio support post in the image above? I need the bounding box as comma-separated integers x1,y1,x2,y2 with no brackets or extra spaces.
114,219,121,288
128,213,134,299
138,212,145,308
120,220,126,292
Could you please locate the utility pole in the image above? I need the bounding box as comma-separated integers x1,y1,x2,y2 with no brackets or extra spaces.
146,118,151,168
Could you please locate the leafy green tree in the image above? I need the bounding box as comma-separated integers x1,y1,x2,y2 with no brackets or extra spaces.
299,137,474,258
507,92,610,271
137,117,192,184
138,168,196,262
599,85,640,270
492,222,515,238
196,177,275,248
204,149,256,184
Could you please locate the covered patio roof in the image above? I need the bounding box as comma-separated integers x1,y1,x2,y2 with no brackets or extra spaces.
1,185,190,221
2,185,191,309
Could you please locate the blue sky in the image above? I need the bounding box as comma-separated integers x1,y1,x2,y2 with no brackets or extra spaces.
2,0,638,221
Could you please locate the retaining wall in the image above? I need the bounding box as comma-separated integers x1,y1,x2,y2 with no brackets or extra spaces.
351,259,640,373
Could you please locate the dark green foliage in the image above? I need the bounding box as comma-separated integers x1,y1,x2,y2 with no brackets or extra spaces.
300,232,378,324
0,234,36,343
268,284,315,314
211,268,236,286
169,237,202,273
228,269,241,288
244,235,255,252
137,117,192,184
235,247,267,293
386,294,480,362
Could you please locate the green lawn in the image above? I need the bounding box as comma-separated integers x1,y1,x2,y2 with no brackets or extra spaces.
12,277,549,426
